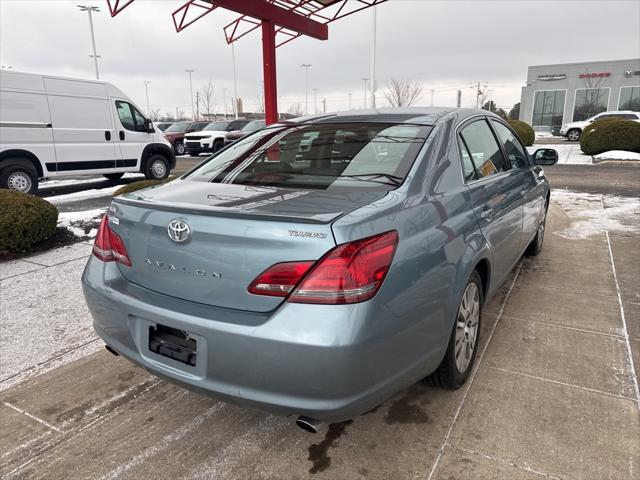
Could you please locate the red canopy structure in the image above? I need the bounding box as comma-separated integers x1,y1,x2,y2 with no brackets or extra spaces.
106,0,387,124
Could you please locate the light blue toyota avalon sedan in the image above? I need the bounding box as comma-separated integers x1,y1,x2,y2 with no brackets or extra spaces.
82,108,558,431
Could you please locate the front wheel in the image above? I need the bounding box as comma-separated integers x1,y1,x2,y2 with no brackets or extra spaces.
212,139,224,153
566,129,581,142
144,155,170,180
174,141,186,156
426,271,483,389
0,162,39,194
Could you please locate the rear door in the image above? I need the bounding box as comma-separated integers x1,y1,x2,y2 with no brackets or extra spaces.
490,119,543,251
44,77,118,173
458,117,524,284
113,100,153,170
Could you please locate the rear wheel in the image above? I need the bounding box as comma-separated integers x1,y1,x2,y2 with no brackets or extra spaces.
526,200,547,257
426,271,483,389
0,160,39,194
174,141,185,156
144,154,170,180
103,172,124,181
566,129,581,142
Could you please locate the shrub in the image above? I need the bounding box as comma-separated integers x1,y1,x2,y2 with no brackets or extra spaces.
113,178,172,197
580,119,640,155
0,190,58,253
507,120,535,146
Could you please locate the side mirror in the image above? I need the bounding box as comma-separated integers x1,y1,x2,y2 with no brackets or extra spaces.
145,119,154,133
532,148,558,166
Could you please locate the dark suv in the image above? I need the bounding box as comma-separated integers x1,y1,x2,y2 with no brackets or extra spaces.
163,121,210,155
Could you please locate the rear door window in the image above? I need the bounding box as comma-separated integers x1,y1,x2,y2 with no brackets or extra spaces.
490,120,529,169
459,120,508,178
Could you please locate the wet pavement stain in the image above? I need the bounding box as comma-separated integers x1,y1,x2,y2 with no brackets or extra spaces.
385,385,433,424
307,420,353,474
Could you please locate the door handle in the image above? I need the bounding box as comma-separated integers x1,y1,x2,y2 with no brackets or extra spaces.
105,131,111,141
479,209,494,221
119,131,125,141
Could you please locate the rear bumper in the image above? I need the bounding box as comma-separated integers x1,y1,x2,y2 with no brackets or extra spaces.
81,257,441,422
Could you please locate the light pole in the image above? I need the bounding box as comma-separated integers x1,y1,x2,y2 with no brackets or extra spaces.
231,43,238,119
301,64,312,114
348,93,352,110
143,81,151,116
222,87,228,117
312,88,318,114
77,5,101,79
185,69,195,120
370,6,377,108
362,78,369,109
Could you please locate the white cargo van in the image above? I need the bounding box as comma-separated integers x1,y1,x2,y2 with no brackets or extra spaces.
0,70,175,193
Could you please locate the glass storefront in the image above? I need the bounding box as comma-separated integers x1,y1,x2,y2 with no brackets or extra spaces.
532,90,565,133
618,86,640,110
572,88,609,121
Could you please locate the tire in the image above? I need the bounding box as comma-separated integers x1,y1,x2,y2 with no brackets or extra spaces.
103,172,124,181
212,139,224,153
566,129,581,142
426,270,483,389
174,141,186,156
0,160,39,194
525,200,548,257
144,154,170,180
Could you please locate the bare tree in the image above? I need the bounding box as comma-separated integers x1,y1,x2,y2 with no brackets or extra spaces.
255,91,265,114
288,102,303,117
200,79,216,117
577,70,606,120
384,78,423,107
150,109,162,121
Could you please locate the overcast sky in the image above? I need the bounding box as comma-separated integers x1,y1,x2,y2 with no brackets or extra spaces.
1,0,639,118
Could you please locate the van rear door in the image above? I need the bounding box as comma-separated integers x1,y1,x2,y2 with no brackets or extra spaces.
43,77,119,174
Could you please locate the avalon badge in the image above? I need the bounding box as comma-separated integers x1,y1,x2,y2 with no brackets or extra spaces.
167,219,191,243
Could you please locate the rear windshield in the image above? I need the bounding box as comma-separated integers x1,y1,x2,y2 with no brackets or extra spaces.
165,122,189,133
185,122,430,190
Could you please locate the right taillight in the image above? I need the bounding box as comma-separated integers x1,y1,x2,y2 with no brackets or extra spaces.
92,215,132,267
248,231,398,305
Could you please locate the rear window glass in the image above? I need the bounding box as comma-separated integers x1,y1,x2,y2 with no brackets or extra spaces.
165,122,189,133
185,123,430,190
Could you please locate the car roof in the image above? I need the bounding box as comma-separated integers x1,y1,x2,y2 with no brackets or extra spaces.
289,107,491,126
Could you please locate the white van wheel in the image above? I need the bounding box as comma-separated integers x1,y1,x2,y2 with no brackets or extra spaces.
1,162,39,194
144,155,169,180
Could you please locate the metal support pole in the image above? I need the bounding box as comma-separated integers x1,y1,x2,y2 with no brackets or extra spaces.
262,20,278,125
231,43,238,119
186,69,195,120
78,5,101,79
313,88,318,114
144,81,151,116
362,78,369,109
457,90,462,108
370,7,377,108
301,64,311,115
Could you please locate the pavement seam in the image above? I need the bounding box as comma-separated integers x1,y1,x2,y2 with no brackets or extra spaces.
451,445,564,480
2,401,63,434
601,196,640,411
426,262,523,480
487,366,636,402
489,312,627,339
0,254,91,281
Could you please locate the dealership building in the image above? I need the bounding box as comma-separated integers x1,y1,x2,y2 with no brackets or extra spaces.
519,58,640,134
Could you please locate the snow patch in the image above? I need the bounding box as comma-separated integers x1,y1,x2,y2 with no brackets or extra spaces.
594,150,640,162
40,173,143,188
551,190,640,240
47,185,121,204
58,208,107,238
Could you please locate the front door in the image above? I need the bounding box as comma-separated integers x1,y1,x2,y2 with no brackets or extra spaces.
458,118,524,285
113,100,153,170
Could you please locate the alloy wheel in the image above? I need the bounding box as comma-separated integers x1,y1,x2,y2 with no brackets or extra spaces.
567,130,580,141
176,142,185,155
454,282,480,373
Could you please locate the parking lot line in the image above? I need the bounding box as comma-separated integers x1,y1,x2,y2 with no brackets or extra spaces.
2,401,62,434
426,262,523,480
488,312,627,339
603,210,640,409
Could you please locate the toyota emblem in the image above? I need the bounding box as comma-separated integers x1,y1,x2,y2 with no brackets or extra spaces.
167,219,191,243
624,69,632,78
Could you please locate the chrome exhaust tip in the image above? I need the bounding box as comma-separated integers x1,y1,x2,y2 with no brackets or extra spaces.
296,416,320,433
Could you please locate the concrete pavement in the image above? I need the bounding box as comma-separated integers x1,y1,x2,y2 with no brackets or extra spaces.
1,194,638,479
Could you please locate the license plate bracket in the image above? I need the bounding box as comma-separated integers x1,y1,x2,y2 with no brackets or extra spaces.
148,324,197,367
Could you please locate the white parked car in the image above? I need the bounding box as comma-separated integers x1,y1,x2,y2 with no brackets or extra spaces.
0,70,174,193
560,111,640,141
183,119,250,156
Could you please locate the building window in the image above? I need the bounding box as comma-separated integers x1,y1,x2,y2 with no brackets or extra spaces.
532,90,565,133
573,88,609,121
618,86,640,110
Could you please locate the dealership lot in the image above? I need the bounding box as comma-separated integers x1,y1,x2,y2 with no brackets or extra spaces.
1,177,638,479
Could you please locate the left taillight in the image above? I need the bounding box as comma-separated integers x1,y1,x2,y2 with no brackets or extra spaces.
92,215,132,267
